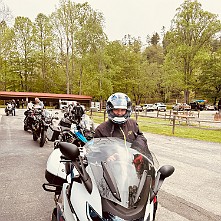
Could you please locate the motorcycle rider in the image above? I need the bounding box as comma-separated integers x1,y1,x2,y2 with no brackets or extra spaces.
94,92,157,218
72,102,84,124
11,99,16,116
66,101,76,119
34,97,44,109
94,92,152,160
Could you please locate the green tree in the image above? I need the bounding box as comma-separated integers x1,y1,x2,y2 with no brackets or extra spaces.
150,32,160,46
51,0,77,94
11,16,36,91
34,13,55,92
74,2,106,96
143,44,164,64
164,0,221,103
0,21,14,90
198,50,221,104
108,38,144,104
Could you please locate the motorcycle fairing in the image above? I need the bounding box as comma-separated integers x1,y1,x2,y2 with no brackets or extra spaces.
70,137,153,220
101,175,151,220
46,148,67,183
58,183,79,221
69,166,103,221
85,137,153,209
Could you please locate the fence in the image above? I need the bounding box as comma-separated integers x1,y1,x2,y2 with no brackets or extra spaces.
89,109,221,134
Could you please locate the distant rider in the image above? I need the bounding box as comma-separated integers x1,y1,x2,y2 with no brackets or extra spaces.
73,102,84,124
34,97,44,109
11,99,16,116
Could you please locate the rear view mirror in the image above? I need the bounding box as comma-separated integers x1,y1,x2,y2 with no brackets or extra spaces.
150,165,175,202
59,142,80,161
158,165,175,179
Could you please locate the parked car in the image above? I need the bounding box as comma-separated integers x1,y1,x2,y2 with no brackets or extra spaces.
153,102,167,111
205,104,216,111
143,104,154,112
190,101,205,111
172,103,191,111
134,105,143,112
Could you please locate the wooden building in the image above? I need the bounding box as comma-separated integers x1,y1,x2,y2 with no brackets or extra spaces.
0,91,92,108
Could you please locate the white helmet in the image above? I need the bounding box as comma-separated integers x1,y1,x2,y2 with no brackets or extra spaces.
106,92,132,124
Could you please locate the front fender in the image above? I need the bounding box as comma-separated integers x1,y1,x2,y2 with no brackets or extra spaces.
40,120,48,130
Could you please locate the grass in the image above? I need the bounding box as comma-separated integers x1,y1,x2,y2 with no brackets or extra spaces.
90,112,221,144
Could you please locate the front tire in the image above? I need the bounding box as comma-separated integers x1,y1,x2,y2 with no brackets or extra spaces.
24,118,28,131
40,130,46,147
24,125,28,131
51,208,57,221
33,132,38,141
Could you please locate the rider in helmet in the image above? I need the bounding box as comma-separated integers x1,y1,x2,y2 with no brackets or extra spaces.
94,92,152,159
34,97,44,109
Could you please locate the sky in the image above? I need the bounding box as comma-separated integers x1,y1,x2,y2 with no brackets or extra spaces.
3,0,221,43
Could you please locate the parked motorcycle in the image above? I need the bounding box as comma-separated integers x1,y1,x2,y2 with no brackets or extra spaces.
43,137,174,221
44,116,93,185
5,103,14,116
32,108,56,147
42,114,94,197
24,109,35,131
53,114,94,145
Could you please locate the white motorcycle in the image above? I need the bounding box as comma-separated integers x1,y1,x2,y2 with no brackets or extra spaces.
43,137,174,221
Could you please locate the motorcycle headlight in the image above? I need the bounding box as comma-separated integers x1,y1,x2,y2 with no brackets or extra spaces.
86,202,133,221
86,202,103,221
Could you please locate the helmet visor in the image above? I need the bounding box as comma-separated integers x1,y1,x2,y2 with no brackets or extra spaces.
111,95,128,109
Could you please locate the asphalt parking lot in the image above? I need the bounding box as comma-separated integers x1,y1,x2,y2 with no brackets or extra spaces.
0,108,220,221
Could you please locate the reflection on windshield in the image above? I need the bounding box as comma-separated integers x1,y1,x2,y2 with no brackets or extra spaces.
84,137,154,208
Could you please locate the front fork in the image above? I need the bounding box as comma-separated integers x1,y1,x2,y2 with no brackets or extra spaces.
40,121,48,135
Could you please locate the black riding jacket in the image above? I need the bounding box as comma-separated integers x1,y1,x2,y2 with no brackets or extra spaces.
94,119,152,157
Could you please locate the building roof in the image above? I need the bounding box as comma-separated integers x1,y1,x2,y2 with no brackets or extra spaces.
0,91,92,102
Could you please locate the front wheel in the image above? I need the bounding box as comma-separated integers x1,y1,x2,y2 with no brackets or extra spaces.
39,130,46,147
51,208,57,221
24,125,28,131
24,118,28,131
33,132,38,141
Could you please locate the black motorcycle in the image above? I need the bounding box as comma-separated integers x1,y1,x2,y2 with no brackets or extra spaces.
32,108,52,147
55,115,94,147
24,109,35,131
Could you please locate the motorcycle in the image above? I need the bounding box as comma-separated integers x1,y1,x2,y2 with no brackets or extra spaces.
5,103,14,116
43,137,174,221
32,108,56,147
43,115,93,187
42,114,94,199
57,114,94,145
24,109,35,131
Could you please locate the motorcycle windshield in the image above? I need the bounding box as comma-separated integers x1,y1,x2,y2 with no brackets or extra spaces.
85,137,154,208
79,114,95,131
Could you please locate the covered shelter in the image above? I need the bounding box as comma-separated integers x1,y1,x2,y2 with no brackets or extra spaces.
0,91,92,109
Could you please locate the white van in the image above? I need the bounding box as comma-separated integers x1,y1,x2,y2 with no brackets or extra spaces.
90,102,100,111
